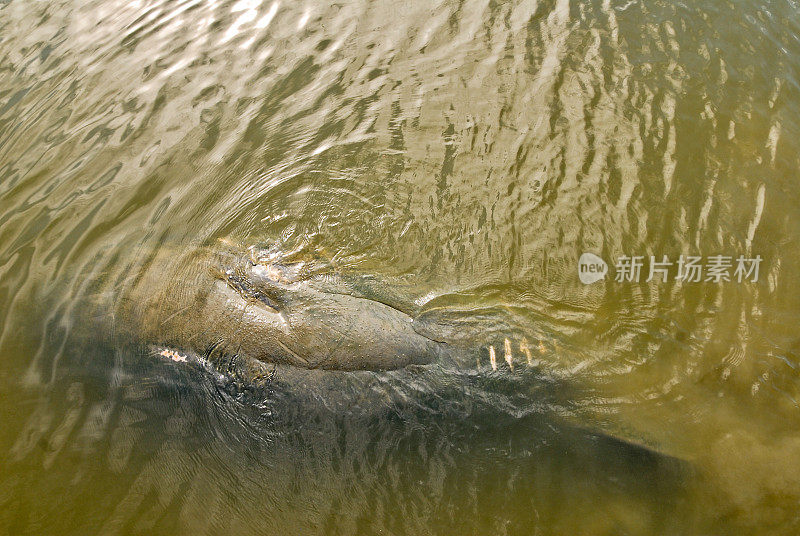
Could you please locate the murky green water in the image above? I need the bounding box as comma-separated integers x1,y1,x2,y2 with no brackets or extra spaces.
2,0,800,533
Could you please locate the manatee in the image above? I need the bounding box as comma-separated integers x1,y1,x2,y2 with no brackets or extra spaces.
107,241,453,371
75,239,694,491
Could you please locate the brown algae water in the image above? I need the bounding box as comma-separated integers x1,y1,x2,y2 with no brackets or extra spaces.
2,0,800,534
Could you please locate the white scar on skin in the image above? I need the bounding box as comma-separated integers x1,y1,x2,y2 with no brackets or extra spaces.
489,345,497,370
159,348,187,362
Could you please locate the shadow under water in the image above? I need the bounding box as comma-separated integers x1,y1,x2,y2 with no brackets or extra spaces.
3,314,699,536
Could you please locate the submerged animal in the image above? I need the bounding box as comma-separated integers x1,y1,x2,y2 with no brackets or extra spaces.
102,239,543,375
107,240,459,372
81,239,693,484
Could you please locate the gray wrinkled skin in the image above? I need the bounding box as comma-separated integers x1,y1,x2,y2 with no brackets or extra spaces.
114,243,450,371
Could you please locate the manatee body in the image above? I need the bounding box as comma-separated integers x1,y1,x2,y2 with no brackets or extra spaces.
113,243,450,371
93,241,692,483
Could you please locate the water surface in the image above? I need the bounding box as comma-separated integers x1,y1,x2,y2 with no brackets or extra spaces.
2,0,800,534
